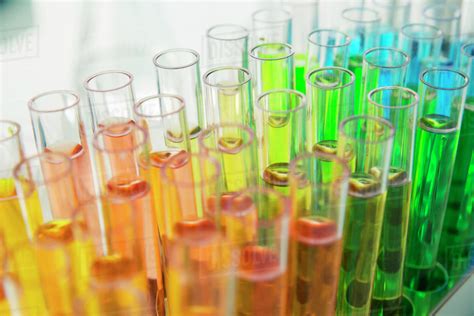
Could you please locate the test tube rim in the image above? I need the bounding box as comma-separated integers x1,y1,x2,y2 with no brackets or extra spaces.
307,28,351,48
28,90,80,113
0,120,21,145
256,89,306,114
461,42,474,59
306,66,355,90
206,24,249,41
363,47,410,69
198,123,255,154
83,70,134,94
423,3,461,22
202,66,251,89
341,7,381,24
252,8,292,24
339,115,395,145
368,86,419,110
134,94,186,119
153,48,200,70
92,122,149,155
249,42,295,61
400,23,443,41
420,68,469,91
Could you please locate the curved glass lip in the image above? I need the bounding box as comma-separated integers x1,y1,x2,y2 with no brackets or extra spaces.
341,7,381,24
368,86,419,110
252,8,292,24
306,66,355,90
256,89,306,114
134,94,186,119
307,29,351,48
339,115,395,145
423,3,461,21
0,120,21,145
363,47,410,69
404,263,449,295
289,151,351,188
249,42,295,61
153,48,200,70
401,23,443,40
420,68,470,91
202,66,251,88
13,151,72,187
198,123,255,154
160,152,221,188
93,122,149,154
206,24,249,41
28,90,80,113
84,70,134,93
461,42,474,59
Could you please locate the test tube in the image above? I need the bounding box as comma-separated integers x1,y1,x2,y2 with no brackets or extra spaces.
0,252,25,315
249,43,295,96
373,0,411,47
206,24,249,69
399,23,443,90
28,90,95,204
306,67,355,157
13,152,79,315
336,116,394,315
230,187,289,316
255,89,308,195
93,122,163,311
288,152,350,316
202,66,253,127
360,47,410,115
367,86,418,315
251,8,292,45
404,68,469,312
72,198,155,315
341,7,381,113
423,3,462,67
199,124,258,244
439,43,474,287
153,48,205,153
306,29,351,72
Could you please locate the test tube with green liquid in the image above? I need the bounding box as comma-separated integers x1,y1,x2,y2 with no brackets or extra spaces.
306,29,351,72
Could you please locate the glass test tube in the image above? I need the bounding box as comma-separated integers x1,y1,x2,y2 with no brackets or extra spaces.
72,197,155,315
202,66,253,127
373,0,411,47
306,29,351,72
399,23,443,90
255,89,307,195
251,8,292,45
206,24,249,69
28,90,95,204
423,3,462,67
306,67,355,157
342,7,381,114
360,47,410,115
336,116,394,315
367,86,418,315
288,152,350,316
153,48,205,153
230,187,289,316
93,122,162,310
249,42,295,96
13,152,79,315
0,251,25,315
199,124,258,244
439,43,474,287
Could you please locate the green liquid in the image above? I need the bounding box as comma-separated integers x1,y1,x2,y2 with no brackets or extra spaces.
371,170,411,312
218,136,252,192
349,55,363,116
260,49,293,93
439,102,474,286
337,173,386,315
295,53,306,94
216,84,249,126
405,114,459,270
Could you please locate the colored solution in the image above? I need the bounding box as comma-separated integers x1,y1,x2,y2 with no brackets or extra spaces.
405,114,459,270
260,48,293,93
349,55,363,115
288,217,342,316
295,53,306,94
216,82,249,127
337,174,386,315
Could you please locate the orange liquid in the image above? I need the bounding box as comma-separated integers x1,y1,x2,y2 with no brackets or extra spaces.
236,245,287,316
288,217,342,316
